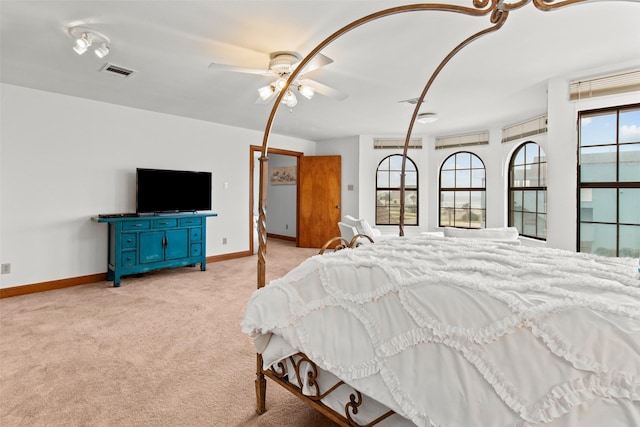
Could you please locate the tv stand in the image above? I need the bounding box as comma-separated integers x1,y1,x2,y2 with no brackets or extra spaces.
93,212,217,287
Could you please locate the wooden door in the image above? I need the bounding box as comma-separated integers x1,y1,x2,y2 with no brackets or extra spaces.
298,155,341,248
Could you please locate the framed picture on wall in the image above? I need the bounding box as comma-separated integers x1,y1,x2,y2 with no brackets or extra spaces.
270,166,296,185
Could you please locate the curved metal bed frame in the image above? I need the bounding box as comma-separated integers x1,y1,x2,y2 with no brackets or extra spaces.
253,1,593,424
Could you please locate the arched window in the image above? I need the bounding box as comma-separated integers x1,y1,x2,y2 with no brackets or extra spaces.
439,151,486,229
376,154,418,226
508,141,547,240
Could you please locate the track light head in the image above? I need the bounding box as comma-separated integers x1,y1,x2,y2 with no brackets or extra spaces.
68,26,111,58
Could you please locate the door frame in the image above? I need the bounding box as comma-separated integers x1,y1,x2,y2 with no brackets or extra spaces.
249,145,303,254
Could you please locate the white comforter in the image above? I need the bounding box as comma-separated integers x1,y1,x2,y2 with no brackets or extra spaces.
241,236,640,426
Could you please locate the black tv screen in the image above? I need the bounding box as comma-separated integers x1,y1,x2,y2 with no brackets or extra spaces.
136,168,212,214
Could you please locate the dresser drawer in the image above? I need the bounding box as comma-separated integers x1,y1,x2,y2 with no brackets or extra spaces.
190,243,202,257
180,217,202,227
153,218,178,228
122,221,150,231
121,234,137,249
122,251,137,266
190,228,202,242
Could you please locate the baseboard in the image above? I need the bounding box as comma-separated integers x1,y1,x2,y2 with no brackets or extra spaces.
0,250,253,299
266,233,296,242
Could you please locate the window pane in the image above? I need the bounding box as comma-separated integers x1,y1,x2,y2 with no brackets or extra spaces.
580,145,617,182
440,208,454,227
525,163,539,187
619,108,640,143
441,191,454,208
539,162,548,187
456,169,471,187
377,190,390,205
471,169,485,188
456,152,471,168
512,211,523,234
580,112,617,146
537,213,547,239
619,143,640,182
389,171,402,187
512,165,526,187
537,190,547,213
525,143,538,164
470,191,484,209
514,148,525,166
442,156,456,170
523,213,537,236
405,171,417,188
441,170,455,188
389,155,403,170
620,188,640,225
523,190,537,213
377,171,389,187
511,190,522,211
378,157,389,170
619,225,640,258
454,191,470,208
469,209,484,228
580,223,617,256
581,188,616,223
471,155,483,168
376,206,389,224
454,209,470,227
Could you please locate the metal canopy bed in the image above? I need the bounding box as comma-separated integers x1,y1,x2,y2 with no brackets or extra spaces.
242,1,640,425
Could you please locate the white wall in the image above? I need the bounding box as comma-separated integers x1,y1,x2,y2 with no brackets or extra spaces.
0,83,315,288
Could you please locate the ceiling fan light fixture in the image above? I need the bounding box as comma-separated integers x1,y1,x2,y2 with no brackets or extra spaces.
258,84,274,100
417,112,438,124
298,84,315,100
282,90,297,108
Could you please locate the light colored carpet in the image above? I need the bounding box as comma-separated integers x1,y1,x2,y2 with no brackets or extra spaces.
0,239,339,427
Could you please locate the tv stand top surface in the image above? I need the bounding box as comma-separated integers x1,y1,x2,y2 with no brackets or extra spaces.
92,212,217,222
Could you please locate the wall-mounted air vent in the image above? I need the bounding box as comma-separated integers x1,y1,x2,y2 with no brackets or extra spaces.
569,69,640,101
435,130,489,150
373,138,422,150
100,63,135,78
502,115,547,143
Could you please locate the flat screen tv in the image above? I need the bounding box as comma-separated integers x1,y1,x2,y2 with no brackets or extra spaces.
136,168,212,214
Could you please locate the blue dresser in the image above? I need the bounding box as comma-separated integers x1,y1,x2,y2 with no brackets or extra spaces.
93,213,217,287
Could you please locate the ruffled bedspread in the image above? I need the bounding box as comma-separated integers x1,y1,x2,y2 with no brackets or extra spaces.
241,236,640,426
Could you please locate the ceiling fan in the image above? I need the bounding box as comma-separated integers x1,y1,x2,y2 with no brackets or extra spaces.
208,51,348,108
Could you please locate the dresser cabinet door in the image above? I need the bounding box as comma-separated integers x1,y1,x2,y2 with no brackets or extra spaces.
165,229,189,260
139,231,165,263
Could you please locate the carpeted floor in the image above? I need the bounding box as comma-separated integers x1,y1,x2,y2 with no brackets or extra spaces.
0,239,338,427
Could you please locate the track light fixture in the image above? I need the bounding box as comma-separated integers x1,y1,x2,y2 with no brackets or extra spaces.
68,26,111,58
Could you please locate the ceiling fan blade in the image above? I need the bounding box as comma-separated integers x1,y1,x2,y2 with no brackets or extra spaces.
293,53,334,74
208,62,270,76
299,78,348,101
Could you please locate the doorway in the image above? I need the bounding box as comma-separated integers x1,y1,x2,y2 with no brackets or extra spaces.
249,146,302,254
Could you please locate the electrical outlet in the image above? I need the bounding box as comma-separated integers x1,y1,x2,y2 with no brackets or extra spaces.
285,224,288,230
1,263,10,274
222,237,227,245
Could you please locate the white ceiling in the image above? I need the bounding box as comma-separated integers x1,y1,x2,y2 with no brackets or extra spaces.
1,1,639,142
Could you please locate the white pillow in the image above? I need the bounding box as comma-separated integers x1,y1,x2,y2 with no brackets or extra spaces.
343,215,359,228
443,227,519,241
357,219,381,237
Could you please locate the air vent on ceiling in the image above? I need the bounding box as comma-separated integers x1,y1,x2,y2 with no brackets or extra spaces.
502,115,547,143
373,138,423,150
100,63,135,78
569,69,640,101
435,130,489,150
